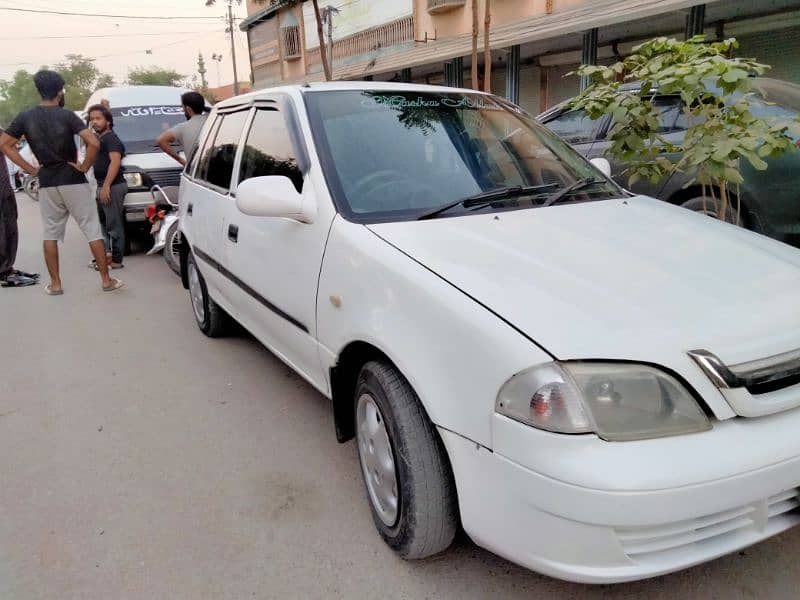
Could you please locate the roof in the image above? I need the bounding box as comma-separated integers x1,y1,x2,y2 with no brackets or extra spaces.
239,0,293,31
85,86,194,110
213,81,493,109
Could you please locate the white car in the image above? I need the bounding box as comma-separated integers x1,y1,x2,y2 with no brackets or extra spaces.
178,82,800,584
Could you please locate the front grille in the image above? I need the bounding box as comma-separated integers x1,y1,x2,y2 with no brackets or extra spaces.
615,488,800,561
148,169,182,188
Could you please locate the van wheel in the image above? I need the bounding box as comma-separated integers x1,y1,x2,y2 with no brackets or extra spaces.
355,361,458,559
186,253,229,337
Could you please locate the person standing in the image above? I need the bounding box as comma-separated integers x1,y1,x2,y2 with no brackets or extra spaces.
156,91,209,166
0,127,38,287
87,104,127,269
0,70,123,295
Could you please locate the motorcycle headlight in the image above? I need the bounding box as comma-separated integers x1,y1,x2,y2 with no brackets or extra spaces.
496,362,711,441
123,172,144,187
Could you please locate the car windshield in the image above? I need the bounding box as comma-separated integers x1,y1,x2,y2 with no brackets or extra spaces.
110,105,186,154
305,90,622,222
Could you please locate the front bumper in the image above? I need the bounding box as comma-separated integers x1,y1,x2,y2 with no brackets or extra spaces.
440,413,800,583
123,190,154,222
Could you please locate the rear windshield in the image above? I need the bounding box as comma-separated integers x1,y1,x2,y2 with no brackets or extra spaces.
110,105,186,154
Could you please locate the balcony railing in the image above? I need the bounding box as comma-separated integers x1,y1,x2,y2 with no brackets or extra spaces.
427,0,466,14
307,15,415,70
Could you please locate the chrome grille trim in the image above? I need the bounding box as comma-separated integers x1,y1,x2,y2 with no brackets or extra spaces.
689,348,800,392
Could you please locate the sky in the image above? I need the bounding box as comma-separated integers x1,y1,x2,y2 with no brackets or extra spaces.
0,0,252,89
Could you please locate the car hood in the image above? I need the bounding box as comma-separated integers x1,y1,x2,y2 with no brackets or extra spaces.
367,196,800,366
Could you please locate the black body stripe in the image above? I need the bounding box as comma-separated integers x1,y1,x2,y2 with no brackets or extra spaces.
193,247,309,334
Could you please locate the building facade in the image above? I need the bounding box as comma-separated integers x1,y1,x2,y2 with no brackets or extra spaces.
242,0,800,114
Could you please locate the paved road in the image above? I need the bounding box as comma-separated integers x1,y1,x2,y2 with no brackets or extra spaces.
1,193,799,599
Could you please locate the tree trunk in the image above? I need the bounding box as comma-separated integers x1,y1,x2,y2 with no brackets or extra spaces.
483,0,491,92
312,0,331,81
471,0,479,90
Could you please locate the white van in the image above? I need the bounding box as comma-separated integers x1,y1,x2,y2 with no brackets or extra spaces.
84,86,199,223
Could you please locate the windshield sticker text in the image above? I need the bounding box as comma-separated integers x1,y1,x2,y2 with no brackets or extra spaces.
116,106,184,118
363,95,498,110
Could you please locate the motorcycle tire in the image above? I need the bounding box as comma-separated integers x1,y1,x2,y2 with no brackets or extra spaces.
163,220,182,276
24,177,39,201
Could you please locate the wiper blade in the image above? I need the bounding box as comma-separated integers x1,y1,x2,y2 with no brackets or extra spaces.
416,183,560,220
541,178,607,208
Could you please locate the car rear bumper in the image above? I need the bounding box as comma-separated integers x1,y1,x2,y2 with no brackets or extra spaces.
440,425,800,583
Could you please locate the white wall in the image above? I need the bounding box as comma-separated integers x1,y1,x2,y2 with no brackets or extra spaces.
303,0,413,48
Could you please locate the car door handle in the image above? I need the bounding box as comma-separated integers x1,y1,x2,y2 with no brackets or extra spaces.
187,203,193,215
228,224,239,243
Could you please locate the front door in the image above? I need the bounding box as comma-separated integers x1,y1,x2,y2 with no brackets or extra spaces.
223,102,333,392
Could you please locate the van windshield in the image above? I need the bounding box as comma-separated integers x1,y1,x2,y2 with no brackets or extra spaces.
110,105,186,154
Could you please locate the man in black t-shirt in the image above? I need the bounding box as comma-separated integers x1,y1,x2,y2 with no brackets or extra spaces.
88,104,128,268
0,70,123,294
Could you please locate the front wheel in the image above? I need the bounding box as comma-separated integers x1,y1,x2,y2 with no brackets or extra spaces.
163,220,182,276
355,361,458,559
681,196,746,226
186,252,229,338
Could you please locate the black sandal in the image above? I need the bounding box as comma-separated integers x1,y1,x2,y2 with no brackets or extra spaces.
13,269,39,279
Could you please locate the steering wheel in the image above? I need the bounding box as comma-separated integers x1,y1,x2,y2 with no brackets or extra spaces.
350,169,438,212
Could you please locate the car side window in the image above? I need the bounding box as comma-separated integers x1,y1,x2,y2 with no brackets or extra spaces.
189,115,220,178
544,109,602,144
653,96,688,133
238,107,304,193
198,110,249,192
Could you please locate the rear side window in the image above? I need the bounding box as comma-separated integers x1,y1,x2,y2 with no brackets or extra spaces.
238,108,304,193
189,115,220,177
197,110,249,192
544,109,602,144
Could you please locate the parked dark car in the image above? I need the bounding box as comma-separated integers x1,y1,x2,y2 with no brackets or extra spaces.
537,77,800,248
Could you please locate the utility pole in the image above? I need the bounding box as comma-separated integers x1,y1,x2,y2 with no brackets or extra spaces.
226,2,240,95
321,5,339,79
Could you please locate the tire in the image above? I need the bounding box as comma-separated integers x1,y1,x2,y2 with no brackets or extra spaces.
355,361,458,560
681,196,746,227
186,252,229,338
24,176,39,201
163,221,182,276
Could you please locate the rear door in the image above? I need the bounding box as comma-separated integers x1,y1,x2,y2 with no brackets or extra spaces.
182,108,251,307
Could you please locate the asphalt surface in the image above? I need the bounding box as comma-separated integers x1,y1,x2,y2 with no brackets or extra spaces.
2,193,799,599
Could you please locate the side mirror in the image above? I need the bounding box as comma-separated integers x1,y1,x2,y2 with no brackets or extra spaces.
235,175,315,224
589,157,612,178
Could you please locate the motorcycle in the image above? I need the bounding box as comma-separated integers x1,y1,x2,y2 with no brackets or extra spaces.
145,185,182,276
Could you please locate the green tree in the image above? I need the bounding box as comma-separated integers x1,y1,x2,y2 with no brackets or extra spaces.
127,66,186,87
56,54,111,110
573,36,800,221
0,55,113,124
0,69,39,126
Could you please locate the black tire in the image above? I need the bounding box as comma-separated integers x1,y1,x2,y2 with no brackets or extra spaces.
681,196,746,227
163,221,182,276
186,252,229,338
355,361,458,560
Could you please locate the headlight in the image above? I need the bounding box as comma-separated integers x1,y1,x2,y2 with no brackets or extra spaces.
496,362,711,441
123,172,144,187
